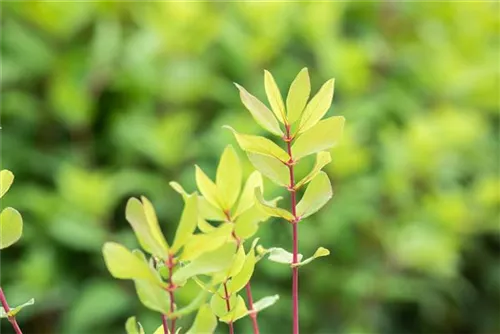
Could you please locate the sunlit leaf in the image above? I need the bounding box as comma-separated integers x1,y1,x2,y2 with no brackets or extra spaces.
171,194,198,253
247,153,289,187
228,240,258,294
233,171,263,218
210,285,235,318
265,247,303,264
0,170,14,198
196,165,223,209
0,207,23,249
181,223,233,261
186,304,217,334
254,188,294,222
298,78,335,134
199,197,226,221
234,83,283,136
0,298,34,318
292,247,330,267
252,295,279,313
219,295,248,323
224,126,289,162
198,218,216,233
264,70,286,124
153,325,182,334
226,245,246,278
292,116,345,161
125,316,145,334
216,145,242,210
169,181,189,199
296,172,332,219
134,279,170,314
172,243,236,285
295,152,331,189
234,207,270,240
286,68,310,124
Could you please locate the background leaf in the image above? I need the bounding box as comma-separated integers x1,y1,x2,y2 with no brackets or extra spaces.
0,207,23,249
0,170,14,198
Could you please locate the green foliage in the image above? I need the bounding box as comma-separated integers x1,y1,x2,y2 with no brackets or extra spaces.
0,170,23,249
0,298,35,318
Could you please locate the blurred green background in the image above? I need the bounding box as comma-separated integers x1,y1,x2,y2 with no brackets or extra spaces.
1,2,499,334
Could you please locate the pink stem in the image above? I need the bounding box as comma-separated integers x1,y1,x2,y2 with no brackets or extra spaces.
162,314,169,334
167,254,177,334
0,287,23,334
245,283,260,334
223,283,235,334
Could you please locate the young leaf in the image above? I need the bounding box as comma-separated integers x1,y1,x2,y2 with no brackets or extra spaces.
224,126,290,162
234,208,270,240
296,172,332,219
134,279,170,314
0,170,14,198
0,207,23,249
171,290,209,318
252,295,279,313
291,247,330,267
298,78,335,134
264,70,286,124
125,316,145,334
254,188,294,222
228,241,257,294
186,304,217,334
171,194,198,253
292,116,345,161
233,171,263,218
286,68,310,124
266,247,303,264
172,243,236,285
216,145,242,210
234,83,283,136
198,218,216,233
181,223,233,261
153,326,182,334
247,153,289,187
196,166,223,209
102,242,160,284
199,196,226,221
226,245,246,278
218,295,248,323
125,197,169,259
170,181,189,199
210,286,236,317
295,152,331,189
0,298,34,318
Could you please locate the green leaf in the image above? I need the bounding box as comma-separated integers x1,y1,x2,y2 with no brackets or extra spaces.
234,83,283,136
226,245,246,278
219,295,248,323
264,70,286,124
252,295,279,313
172,243,236,285
198,218,216,233
216,145,242,210
171,290,209,318
298,78,335,134
196,166,223,209
254,188,294,222
234,208,270,240
266,247,303,264
169,181,189,199
153,325,182,334
292,247,330,267
210,285,235,318
102,242,160,284
247,153,289,187
292,116,345,161
181,223,233,261
125,317,145,334
134,279,170,314
186,304,217,334
0,207,23,249
199,196,226,221
286,68,310,124
0,169,14,198
228,240,258,294
233,171,263,218
296,171,332,219
295,152,331,189
171,194,198,253
224,126,289,162
125,197,169,259
0,298,34,318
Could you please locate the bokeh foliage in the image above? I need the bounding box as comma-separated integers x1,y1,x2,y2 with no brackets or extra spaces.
1,2,499,334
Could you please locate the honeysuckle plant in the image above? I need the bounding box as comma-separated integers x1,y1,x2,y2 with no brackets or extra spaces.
227,68,345,334
102,146,279,334
0,170,34,334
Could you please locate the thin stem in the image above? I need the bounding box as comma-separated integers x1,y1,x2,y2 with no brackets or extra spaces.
0,287,23,334
223,282,235,334
167,254,177,334
285,124,300,334
245,283,260,334
162,314,169,334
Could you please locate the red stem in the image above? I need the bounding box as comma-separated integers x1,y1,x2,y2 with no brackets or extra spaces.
245,283,260,334
162,314,169,334
167,254,177,334
285,125,300,334
223,282,235,334
0,287,23,334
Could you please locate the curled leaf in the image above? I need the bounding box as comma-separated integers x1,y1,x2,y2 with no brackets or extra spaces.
125,316,145,334
254,188,294,222
291,247,330,267
295,151,331,189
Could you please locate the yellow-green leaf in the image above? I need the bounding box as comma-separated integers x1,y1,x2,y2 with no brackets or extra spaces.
266,247,303,264
254,188,294,222
186,304,217,334
125,316,145,334
196,165,223,209
199,197,226,221
134,279,170,314
0,298,34,318
224,126,289,162
296,172,332,219
210,286,235,318
226,245,246,278
298,78,335,134
198,218,216,233
0,170,14,198
252,295,279,313
264,70,286,124
234,207,270,240
291,247,330,267
228,240,258,294
219,295,248,323
216,145,242,210
0,207,23,249
171,194,198,253
247,153,289,187
234,83,283,136
295,152,331,189
181,224,233,261
286,68,310,124
292,116,345,161
233,171,263,218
